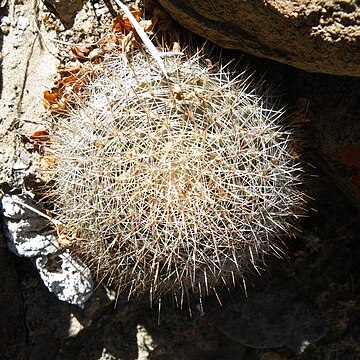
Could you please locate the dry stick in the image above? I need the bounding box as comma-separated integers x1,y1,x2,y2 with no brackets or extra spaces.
10,197,64,252
12,197,63,228
113,0,169,78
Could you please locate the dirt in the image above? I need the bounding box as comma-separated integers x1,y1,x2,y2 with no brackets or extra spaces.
0,0,360,359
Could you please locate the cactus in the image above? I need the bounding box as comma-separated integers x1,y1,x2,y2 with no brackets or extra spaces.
48,47,305,303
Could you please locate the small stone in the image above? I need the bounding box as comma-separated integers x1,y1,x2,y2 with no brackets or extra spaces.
0,15,11,34
17,16,30,31
68,313,84,337
0,15,10,25
12,154,30,171
136,324,156,360
94,6,108,16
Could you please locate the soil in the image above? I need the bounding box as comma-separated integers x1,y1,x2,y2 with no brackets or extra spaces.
0,1,359,359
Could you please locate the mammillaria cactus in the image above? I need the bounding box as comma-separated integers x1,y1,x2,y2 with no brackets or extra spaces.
48,46,305,304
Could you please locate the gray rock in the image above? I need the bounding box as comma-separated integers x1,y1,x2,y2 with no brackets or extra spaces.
1,194,60,257
36,251,93,308
16,16,30,31
158,0,360,76
1,193,93,307
207,284,327,353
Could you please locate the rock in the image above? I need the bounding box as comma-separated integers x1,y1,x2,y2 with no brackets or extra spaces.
1,193,93,307
1,194,60,257
278,66,360,206
0,15,11,35
35,251,93,308
67,313,85,337
206,284,327,353
12,151,31,171
136,324,156,360
312,76,360,205
16,16,30,31
20,263,114,358
0,237,27,359
45,0,84,28
157,0,360,76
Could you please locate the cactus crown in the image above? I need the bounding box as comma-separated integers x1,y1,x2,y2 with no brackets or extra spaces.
49,47,305,304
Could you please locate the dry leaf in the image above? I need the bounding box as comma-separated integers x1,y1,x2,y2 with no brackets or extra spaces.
29,129,50,144
44,90,60,105
112,5,143,33
71,45,93,59
56,234,73,248
57,66,82,77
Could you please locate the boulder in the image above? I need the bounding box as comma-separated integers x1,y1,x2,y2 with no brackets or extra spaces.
157,0,360,76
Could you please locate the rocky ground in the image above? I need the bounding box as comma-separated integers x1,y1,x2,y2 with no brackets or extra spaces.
0,0,359,359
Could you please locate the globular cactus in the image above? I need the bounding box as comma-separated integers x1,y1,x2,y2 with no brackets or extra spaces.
48,47,305,304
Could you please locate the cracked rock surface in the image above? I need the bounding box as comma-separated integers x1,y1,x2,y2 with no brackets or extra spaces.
158,0,360,76
36,251,93,308
1,193,59,257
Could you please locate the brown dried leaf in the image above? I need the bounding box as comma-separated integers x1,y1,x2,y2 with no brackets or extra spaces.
71,45,93,59
57,66,82,77
44,90,60,105
56,234,73,248
29,129,50,144
112,5,143,34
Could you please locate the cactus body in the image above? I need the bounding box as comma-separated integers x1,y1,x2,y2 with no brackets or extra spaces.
50,48,305,302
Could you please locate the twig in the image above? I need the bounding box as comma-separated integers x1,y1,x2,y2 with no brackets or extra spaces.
12,197,62,227
49,38,101,47
113,0,169,78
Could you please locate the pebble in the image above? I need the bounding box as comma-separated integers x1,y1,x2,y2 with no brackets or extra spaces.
12,151,31,171
0,15,11,34
17,16,30,31
1,15,10,25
